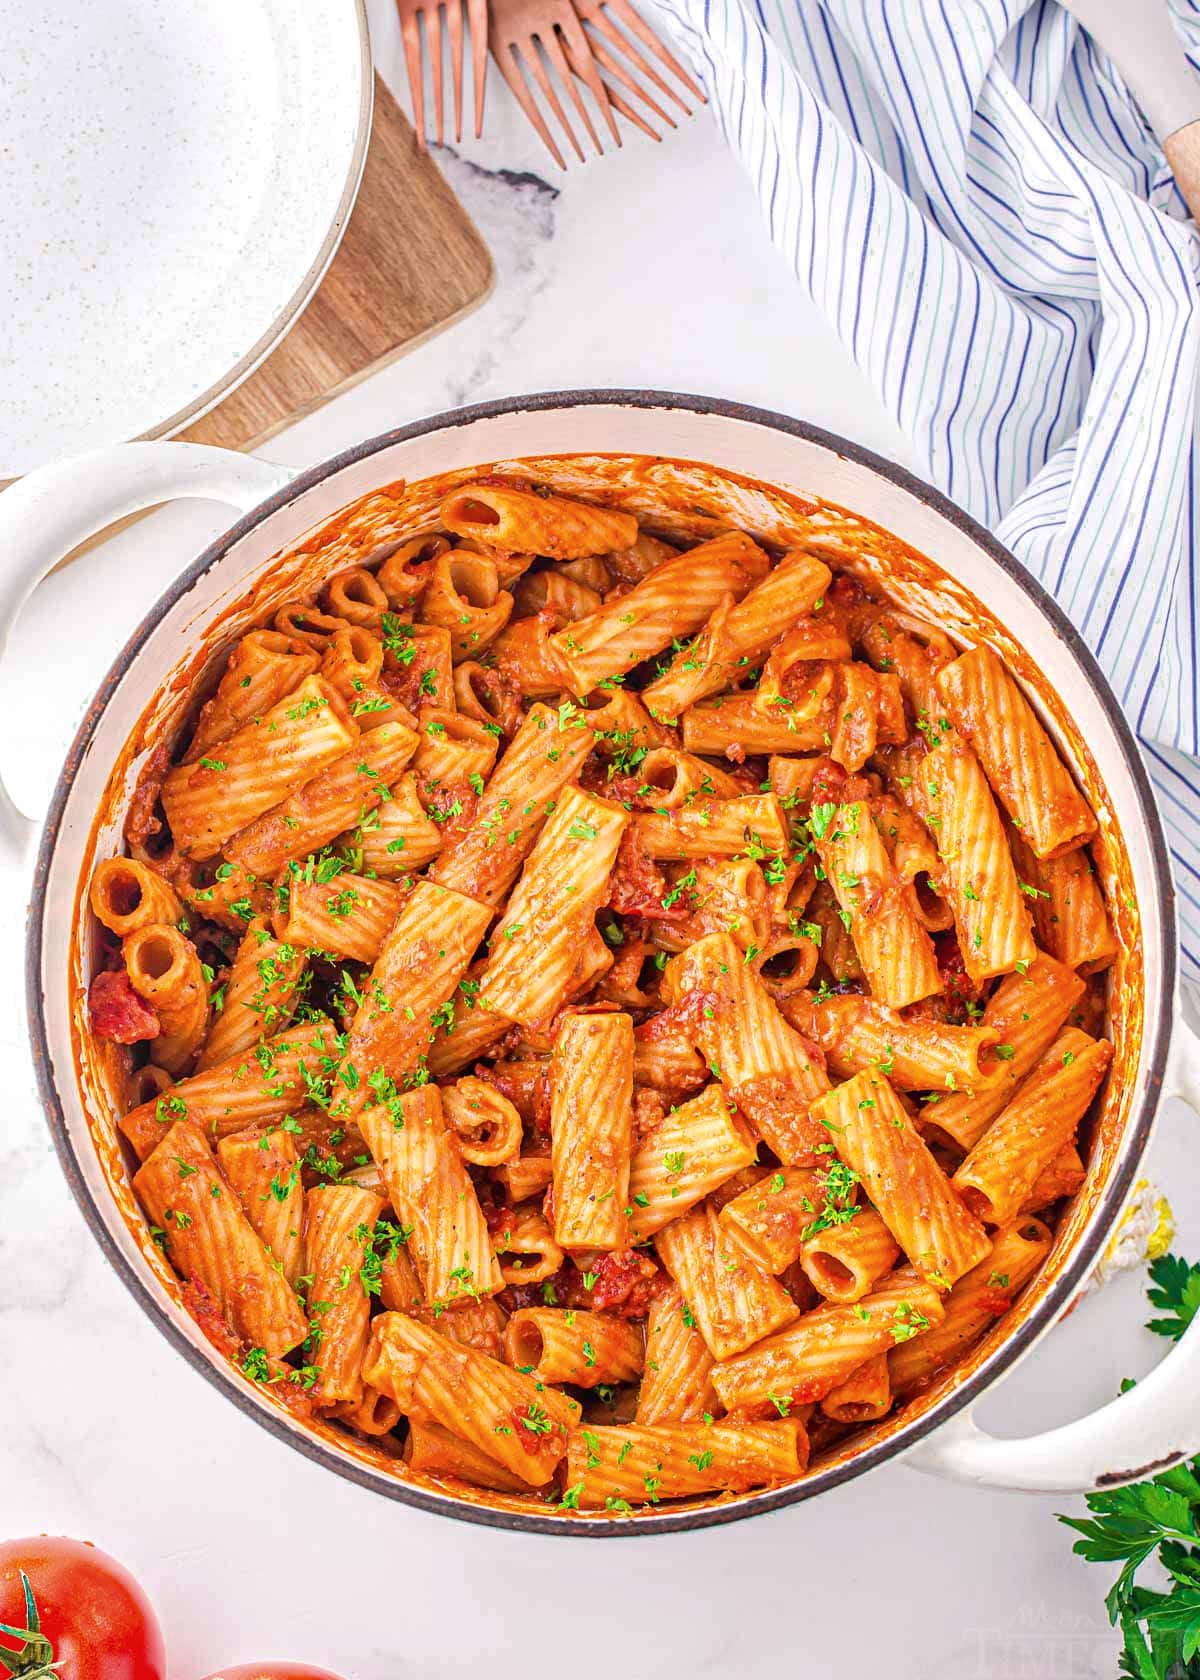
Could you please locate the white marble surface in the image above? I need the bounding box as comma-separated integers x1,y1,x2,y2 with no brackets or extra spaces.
1,7,1196,1675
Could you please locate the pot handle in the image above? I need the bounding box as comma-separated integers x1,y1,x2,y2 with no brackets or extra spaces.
907,1006,1200,1491
0,442,295,861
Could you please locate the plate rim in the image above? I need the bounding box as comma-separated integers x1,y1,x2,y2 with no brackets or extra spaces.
4,0,374,475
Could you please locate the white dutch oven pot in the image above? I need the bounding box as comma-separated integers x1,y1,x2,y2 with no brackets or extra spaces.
4,392,1198,1536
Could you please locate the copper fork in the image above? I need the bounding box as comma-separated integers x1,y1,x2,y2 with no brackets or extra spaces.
488,0,625,168
571,0,705,119
395,0,489,149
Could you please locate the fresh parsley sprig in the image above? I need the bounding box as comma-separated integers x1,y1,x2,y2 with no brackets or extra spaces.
1058,1251,1200,1678
1145,1254,1200,1344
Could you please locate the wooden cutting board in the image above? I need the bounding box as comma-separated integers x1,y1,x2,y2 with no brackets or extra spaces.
181,74,492,451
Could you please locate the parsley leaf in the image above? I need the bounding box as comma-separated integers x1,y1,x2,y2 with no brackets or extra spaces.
1057,1252,1200,1676
1146,1254,1200,1343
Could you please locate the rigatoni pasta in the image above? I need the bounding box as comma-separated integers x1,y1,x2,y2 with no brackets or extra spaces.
134,1120,308,1356
936,644,1097,859
953,1029,1114,1226
549,1011,633,1250
636,1285,718,1424
710,1271,945,1411
655,1203,800,1362
87,464,1116,1515
810,1070,990,1289
302,1182,386,1404
162,675,358,858
216,1124,305,1286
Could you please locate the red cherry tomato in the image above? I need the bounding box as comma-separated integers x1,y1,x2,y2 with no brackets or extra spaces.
201,1668,349,1680
0,1537,165,1680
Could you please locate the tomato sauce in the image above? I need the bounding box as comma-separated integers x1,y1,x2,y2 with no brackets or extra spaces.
88,971,159,1045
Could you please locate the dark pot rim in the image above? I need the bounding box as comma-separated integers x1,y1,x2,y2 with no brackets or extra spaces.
26,388,1177,1537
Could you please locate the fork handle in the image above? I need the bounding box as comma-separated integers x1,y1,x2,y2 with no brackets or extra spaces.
1164,122,1200,222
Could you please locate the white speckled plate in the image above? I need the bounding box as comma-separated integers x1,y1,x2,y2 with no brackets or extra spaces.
0,0,371,476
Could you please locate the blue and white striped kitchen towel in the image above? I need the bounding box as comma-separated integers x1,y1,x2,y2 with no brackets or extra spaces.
651,0,1200,986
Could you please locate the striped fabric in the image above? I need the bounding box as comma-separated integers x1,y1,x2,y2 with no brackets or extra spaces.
652,0,1200,985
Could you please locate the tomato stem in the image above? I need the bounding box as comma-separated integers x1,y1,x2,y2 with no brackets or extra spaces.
0,1575,58,1680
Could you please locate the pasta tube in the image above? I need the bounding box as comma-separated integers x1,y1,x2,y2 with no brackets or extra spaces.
216,1123,305,1286
363,1310,581,1487
936,644,1096,859
812,1071,991,1288
717,1166,828,1274
89,857,181,937
633,1019,708,1094
504,1309,644,1388
494,1153,555,1206
404,1419,529,1494
344,880,493,1087
320,625,394,727
494,1205,563,1289
278,872,405,964
627,1084,758,1238
196,918,307,1072
134,1120,307,1355
551,533,768,693
811,799,940,1009
185,630,318,762
820,1352,891,1423
120,1016,340,1159
1008,826,1117,972
355,1083,501,1309
442,483,638,558
419,549,513,661
953,1028,1113,1225
662,932,830,1163
123,923,209,1074
918,734,1036,983
926,953,1086,1150
636,1285,718,1424
634,793,789,861
889,1216,1052,1396
330,1386,403,1438
681,693,834,757
302,1183,386,1405
641,547,832,720
783,990,1001,1093
430,701,596,905
325,566,389,628
225,717,418,879
163,675,358,858
655,1203,800,1362
440,1076,523,1167
413,709,499,792
564,1419,807,1508
550,1012,634,1251
355,772,443,878
799,1207,902,1304
711,1271,945,1410
478,786,628,1027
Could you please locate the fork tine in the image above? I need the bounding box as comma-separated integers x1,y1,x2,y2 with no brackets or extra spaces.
541,26,607,154
551,9,619,147
398,3,429,147
559,28,667,135
493,40,568,168
428,2,446,145
468,0,488,134
597,0,706,104
583,28,675,127
597,77,663,140
523,35,587,162
447,0,465,142
585,6,690,115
